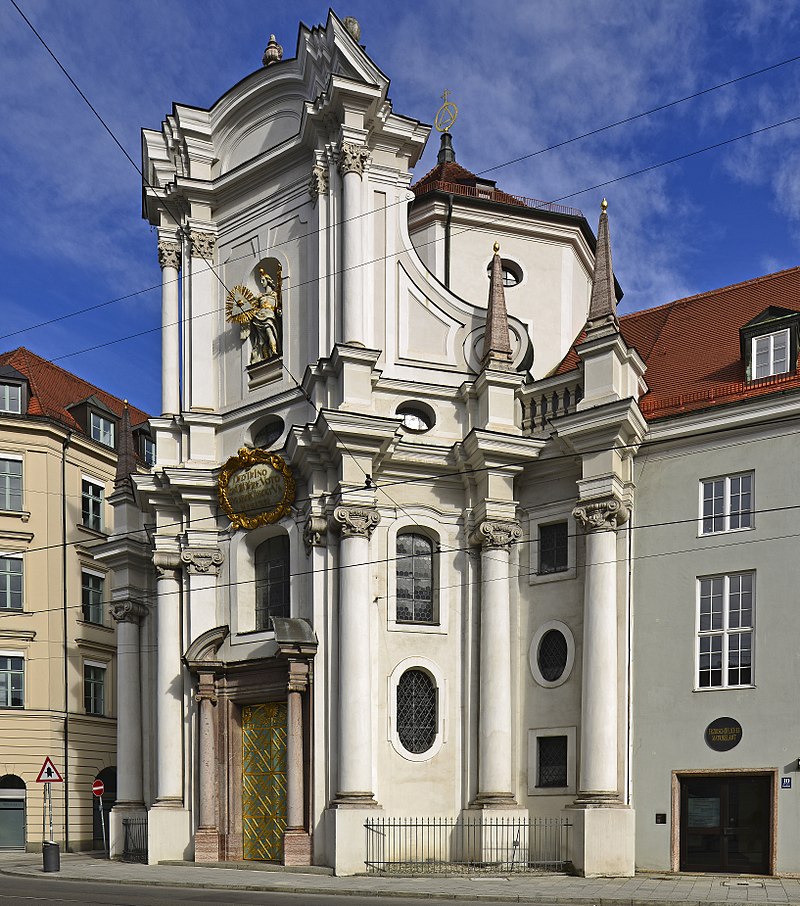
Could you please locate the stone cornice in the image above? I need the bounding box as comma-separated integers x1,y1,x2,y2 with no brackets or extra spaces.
470,519,523,551
555,397,648,456
573,495,630,532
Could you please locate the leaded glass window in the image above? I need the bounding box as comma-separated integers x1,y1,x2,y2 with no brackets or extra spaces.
396,533,435,623
537,735,568,788
539,522,568,574
396,669,437,754
537,629,568,682
255,535,290,630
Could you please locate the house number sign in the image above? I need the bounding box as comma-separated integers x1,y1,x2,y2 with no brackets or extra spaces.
704,717,742,752
218,447,295,530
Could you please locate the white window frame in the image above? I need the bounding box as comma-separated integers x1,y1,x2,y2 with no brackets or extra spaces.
527,727,577,796
528,504,577,585
83,660,107,716
89,413,115,448
81,476,104,532
695,572,755,691
0,384,21,414
386,516,449,635
699,472,754,535
0,554,23,612
0,651,24,709
529,621,575,688
388,657,446,762
141,435,156,467
752,328,790,379
0,455,23,513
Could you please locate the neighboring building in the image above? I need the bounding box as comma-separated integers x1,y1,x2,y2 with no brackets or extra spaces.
0,347,150,851
106,10,800,878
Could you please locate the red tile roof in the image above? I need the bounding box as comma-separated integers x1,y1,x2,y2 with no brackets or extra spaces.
555,267,800,420
0,347,149,433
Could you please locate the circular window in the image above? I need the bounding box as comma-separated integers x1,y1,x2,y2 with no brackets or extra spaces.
253,416,284,449
396,669,437,754
529,621,575,688
486,258,523,287
538,629,568,682
396,402,435,433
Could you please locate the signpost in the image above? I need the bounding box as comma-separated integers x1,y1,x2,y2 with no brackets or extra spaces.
92,779,108,856
36,757,63,872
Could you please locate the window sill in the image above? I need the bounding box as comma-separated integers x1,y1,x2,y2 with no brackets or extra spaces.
388,619,446,635
0,509,30,523
77,619,113,633
76,523,107,539
529,566,577,586
698,526,754,539
693,684,756,693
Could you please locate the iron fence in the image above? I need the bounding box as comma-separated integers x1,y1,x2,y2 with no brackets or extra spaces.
365,816,570,875
122,816,147,864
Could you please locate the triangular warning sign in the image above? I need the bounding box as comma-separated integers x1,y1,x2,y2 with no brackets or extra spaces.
35,756,63,783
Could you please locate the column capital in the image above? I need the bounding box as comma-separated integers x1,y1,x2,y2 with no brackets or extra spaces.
153,550,182,578
331,505,380,539
189,230,216,259
337,142,370,178
180,547,224,576
470,519,522,551
195,671,218,705
110,598,148,625
573,495,629,532
287,658,310,694
157,239,181,271
303,514,328,552
309,163,329,202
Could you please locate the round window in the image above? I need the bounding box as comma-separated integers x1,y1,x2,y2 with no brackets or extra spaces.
253,416,284,449
537,629,568,682
486,258,523,287
396,403,435,433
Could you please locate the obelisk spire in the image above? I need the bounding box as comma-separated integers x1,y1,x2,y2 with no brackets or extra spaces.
587,198,618,328
481,242,513,369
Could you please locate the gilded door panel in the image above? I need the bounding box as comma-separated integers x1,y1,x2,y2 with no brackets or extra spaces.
242,702,287,861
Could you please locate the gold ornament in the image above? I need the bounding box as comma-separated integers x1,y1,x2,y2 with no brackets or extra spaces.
434,88,458,134
225,284,257,324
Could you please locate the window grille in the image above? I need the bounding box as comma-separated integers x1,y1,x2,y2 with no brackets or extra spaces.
396,533,435,623
537,629,568,682
396,669,437,754
537,736,568,788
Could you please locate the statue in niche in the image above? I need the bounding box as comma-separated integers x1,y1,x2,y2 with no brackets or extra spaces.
225,262,283,365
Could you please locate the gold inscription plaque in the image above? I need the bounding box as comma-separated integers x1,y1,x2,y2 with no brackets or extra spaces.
218,447,295,530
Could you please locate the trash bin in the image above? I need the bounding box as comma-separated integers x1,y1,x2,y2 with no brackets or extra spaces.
42,840,60,872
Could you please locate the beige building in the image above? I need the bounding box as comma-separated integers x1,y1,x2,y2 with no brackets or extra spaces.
0,347,150,851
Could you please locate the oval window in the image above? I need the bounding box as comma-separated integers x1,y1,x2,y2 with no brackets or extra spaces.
486,258,523,288
396,403,434,433
253,416,284,449
537,629,569,682
396,669,437,754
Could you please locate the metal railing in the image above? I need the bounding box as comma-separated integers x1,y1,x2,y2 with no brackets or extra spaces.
412,180,584,218
122,817,148,864
365,816,570,875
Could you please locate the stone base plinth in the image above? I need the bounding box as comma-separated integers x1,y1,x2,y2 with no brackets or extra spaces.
283,828,312,865
147,804,192,864
194,827,221,863
326,804,382,876
567,803,635,877
108,804,146,859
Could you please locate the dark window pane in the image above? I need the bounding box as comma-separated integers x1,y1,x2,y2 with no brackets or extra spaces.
396,669,437,754
537,735,568,787
538,629,568,682
255,535,290,630
539,522,568,574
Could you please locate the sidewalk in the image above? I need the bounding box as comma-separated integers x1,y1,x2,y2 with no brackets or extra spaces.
2,851,800,904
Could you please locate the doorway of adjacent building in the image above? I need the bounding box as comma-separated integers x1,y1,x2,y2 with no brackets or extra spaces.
241,702,287,861
0,775,26,850
679,774,772,874
92,767,116,850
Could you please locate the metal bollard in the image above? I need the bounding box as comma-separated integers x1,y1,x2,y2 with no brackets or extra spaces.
42,841,60,872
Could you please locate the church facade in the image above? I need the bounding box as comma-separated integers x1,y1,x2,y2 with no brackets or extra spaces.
104,12,800,876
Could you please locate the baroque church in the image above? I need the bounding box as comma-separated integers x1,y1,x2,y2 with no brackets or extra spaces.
101,12,800,877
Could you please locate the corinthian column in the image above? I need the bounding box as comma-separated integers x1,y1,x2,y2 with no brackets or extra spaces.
331,505,380,803
337,143,370,346
157,238,181,416
153,551,184,804
572,496,628,799
110,599,148,806
472,519,522,804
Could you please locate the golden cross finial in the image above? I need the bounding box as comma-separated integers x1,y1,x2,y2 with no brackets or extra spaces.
441,89,451,104
434,89,459,133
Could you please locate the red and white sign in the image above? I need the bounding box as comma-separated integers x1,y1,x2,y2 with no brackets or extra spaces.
35,757,63,784
92,779,105,797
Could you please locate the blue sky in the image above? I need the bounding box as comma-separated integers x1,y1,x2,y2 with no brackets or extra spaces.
2,1,800,415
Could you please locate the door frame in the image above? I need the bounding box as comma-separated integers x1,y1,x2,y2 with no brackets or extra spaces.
671,769,777,874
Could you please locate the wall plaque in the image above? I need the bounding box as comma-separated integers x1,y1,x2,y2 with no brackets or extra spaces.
704,717,742,752
218,447,295,530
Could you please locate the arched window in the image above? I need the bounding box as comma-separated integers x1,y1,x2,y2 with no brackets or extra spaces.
396,669,437,755
396,533,435,624
255,536,290,630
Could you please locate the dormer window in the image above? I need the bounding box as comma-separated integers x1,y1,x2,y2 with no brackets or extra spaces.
740,308,800,382
0,384,21,414
90,413,115,448
752,329,789,379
